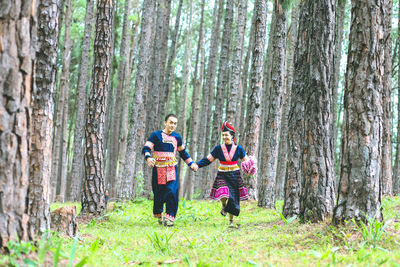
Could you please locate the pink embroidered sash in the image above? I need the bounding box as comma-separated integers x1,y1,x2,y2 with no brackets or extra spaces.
221,143,237,162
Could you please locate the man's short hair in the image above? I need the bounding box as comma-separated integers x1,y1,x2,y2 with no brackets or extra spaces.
165,113,178,122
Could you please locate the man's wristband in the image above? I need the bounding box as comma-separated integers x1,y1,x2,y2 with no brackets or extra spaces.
188,161,193,166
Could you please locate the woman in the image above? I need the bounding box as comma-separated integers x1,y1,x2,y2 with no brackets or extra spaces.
197,121,254,225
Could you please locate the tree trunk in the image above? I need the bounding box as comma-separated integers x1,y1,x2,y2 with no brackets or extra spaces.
117,17,140,198
332,0,347,188
68,0,95,202
381,0,392,196
211,0,234,148
226,0,248,125
333,0,385,224
81,0,114,214
258,8,274,179
283,4,306,219
275,3,299,201
242,0,267,201
57,0,65,44
238,14,256,143
148,0,171,134
258,0,287,209
119,0,155,200
161,0,183,122
178,0,194,198
299,0,336,223
58,80,70,201
51,0,73,202
28,0,59,238
394,4,400,196
184,0,206,200
200,0,225,198
105,0,132,199
0,0,35,247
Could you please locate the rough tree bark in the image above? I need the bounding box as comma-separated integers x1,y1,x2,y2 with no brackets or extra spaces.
148,0,171,134
0,0,35,247
28,0,59,238
238,14,256,143
258,0,287,209
394,3,400,196
105,0,132,199
275,3,299,200
68,0,95,202
119,0,155,200
81,0,114,214
200,0,225,198
299,0,336,223
177,0,194,199
116,16,140,198
160,0,183,122
333,0,385,224
282,1,307,219
51,0,73,202
184,0,206,200
381,0,392,196
226,0,248,126
242,0,267,200
210,0,234,149
331,0,347,187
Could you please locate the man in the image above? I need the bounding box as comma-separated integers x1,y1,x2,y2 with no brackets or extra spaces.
142,114,198,226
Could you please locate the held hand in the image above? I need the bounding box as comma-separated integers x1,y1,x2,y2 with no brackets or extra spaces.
190,163,199,172
146,157,156,168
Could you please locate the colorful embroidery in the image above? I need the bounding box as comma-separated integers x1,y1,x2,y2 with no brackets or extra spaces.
144,141,154,150
210,186,230,200
154,151,175,158
156,166,176,184
221,144,237,162
165,213,175,222
184,157,193,165
206,154,215,162
239,187,249,200
154,160,177,167
161,132,178,153
218,165,240,172
154,151,177,167
229,144,237,160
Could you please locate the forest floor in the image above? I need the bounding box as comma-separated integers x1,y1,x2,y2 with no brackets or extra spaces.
2,196,400,266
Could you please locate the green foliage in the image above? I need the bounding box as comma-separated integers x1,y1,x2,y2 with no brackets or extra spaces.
309,246,340,266
135,172,145,197
147,231,176,254
352,211,391,248
0,231,90,267
278,211,296,224
0,239,36,267
46,197,400,266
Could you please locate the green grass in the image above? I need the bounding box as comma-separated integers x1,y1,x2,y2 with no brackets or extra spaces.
51,196,400,266
2,197,400,266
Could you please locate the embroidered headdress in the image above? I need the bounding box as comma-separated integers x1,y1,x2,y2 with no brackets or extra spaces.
221,121,236,134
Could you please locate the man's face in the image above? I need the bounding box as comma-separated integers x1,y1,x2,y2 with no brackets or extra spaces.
164,116,178,133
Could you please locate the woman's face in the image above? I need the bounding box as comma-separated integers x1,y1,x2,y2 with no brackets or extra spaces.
222,131,233,144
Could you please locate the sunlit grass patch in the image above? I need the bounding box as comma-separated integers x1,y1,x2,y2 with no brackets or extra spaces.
40,196,400,266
